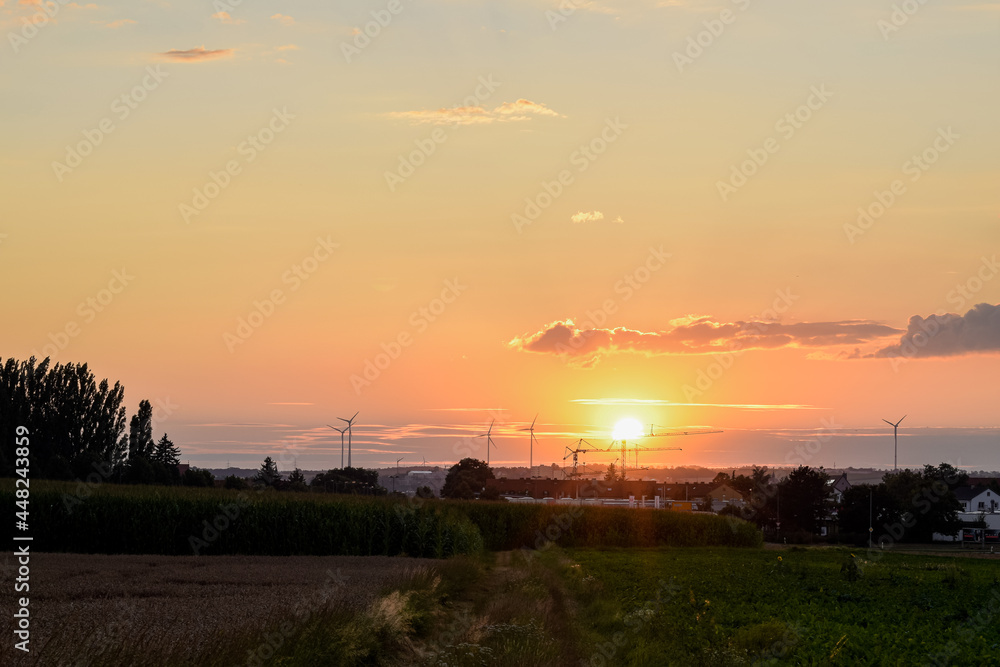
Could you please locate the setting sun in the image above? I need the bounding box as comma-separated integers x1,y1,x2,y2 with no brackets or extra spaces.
612,418,645,442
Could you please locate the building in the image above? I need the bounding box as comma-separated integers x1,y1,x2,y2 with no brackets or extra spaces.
955,486,999,513
828,472,851,503
706,483,745,512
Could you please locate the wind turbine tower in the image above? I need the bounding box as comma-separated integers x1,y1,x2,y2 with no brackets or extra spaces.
327,424,347,468
520,414,539,478
477,419,498,466
882,415,906,471
338,411,359,467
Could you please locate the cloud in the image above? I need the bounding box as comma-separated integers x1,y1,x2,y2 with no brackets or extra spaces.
571,211,603,223
570,398,822,410
270,13,294,26
385,99,565,126
492,98,566,120
211,11,245,25
158,46,234,62
508,317,902,366
103,18,135,28
862,303,1000,360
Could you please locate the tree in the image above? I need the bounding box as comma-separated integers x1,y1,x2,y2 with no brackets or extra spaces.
871,463,966,542
255,456,282,487
777,466,833,534
224,475,249,490
184,468,215,487
0,357,127,477
128,399,154,461
287,468,308,491
415,485,436,499
152,433,181,466
441,458,495,499
604,462,625,483
310,467,385,495
480,486,503,501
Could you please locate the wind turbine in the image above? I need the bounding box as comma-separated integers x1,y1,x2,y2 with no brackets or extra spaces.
882,415,906,471
338,411,359,468
327,424,347,468
520,414,538,478
477,419,497,466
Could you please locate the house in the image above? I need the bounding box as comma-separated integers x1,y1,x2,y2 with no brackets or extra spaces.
706,483,745,512
955,486,999,513
828,472,851,503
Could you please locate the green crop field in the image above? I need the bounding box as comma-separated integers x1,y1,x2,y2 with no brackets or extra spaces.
558,547,1000,666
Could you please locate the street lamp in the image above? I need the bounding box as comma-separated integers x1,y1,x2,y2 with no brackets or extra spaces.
392,457,403,493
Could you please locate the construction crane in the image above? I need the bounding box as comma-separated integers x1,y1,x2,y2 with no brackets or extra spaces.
609,426,723,480
563,438,598,478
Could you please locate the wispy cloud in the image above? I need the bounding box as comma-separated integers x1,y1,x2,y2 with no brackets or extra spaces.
385,99,564,126
492,98,565,119
102,18,135,28
509,317,901,366
158,46,234,62
571,398,823,410
270,13,295,26
211,11,244,25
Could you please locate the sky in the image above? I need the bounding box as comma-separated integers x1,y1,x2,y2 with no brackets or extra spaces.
2,0,998,473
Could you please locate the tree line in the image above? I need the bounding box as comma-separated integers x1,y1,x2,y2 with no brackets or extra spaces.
0,357,210,486
716,463,968,543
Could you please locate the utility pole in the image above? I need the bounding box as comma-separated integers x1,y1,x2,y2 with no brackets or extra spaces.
868,488,873,550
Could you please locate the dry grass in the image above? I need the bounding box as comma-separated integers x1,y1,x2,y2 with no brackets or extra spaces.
3,551,439,666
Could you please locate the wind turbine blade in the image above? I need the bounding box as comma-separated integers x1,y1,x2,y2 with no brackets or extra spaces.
898,415,906,425
882,419,895,427
351,411,359,421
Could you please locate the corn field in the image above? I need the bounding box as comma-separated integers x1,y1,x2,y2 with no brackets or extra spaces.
4,481,760,558
10,481,482,558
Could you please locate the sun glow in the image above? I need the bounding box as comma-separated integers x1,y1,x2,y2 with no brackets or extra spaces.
612,417,645,441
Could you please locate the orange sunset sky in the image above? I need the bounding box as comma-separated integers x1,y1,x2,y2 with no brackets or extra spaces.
2,0,998,472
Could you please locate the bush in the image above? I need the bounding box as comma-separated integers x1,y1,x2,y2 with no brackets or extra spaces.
224,475,249,490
